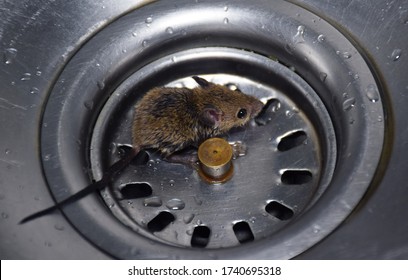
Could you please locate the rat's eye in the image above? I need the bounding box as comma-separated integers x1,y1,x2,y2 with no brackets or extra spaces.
237,108,247,119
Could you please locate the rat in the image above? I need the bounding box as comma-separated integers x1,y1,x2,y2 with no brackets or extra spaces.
20,76,264,224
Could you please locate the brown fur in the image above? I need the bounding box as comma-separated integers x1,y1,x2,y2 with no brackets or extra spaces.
132,77,264,156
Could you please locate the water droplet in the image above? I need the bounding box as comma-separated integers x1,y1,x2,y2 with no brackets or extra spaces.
142,40,148,47
36,70,42,76
43,154,51,161
342,97,356,111
294,25,305,44
3,48,17,64
285,110,293,118
122,49,127,53
169,179,175,187
108,203,115,208
391,48,402,61
285,108,298,118
132,31,137,37
97,80,105,90
5,149,10,155
224,6,228,12
271,101,281,112
183,213,195,224
145,16,153,25
317,34,325,42
21,73,32,81
1,212,9,219
193,196,203,206
166,27,174,34
166,198,185,210
84,100,94,110
319,72,327,82
143,196,162,207
171,56,177,63
223,18,229,24
54,224,65,231
186,229,193,236
366,84,380,102
30,87,39,94
349,118,355,125
342,51,352,59
377,116,383,122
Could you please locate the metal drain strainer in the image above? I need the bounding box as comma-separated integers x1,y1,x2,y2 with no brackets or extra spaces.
90,49,336,249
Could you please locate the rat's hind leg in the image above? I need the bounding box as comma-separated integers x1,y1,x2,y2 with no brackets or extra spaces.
163,147,199,165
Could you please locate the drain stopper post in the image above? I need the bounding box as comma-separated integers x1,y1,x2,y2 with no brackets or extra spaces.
198,137,233,184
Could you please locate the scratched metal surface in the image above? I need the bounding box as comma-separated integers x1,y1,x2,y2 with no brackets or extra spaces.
0,0,406,259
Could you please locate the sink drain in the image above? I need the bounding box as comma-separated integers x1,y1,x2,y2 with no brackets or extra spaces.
90,48,336,249
40,0,385,259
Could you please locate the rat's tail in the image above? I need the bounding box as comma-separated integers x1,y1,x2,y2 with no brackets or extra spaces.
19,148,139,224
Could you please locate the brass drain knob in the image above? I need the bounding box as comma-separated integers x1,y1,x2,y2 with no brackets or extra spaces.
198,137,234,184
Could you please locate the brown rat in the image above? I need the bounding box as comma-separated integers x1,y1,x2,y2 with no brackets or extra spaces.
20,76,264,224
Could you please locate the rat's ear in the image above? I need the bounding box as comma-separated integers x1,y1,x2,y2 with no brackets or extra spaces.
192,76,210,88
200,105,223,128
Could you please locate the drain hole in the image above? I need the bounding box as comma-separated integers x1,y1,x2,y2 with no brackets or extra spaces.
147,211,175,232
120,183,153,199
278,131,307,151
281,170,312,185
117,144,149,165
117,144,132,155
233,221,255,244
265,201,294,220
255,99,280,126
191,226,211,248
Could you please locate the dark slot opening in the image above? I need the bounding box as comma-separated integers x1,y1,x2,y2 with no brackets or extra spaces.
255,99,280,126
281,170,312,185
120,183,152,199
278,131,307,151
147,212,175,232
191,226,211,248
233,221,255,244
117,144,149,165
265,201,294,220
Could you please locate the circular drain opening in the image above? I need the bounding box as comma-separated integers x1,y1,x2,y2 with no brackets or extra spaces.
40,0,385,259
90,48,336,249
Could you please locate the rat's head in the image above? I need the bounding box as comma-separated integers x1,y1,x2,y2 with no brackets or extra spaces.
192,76,264,133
